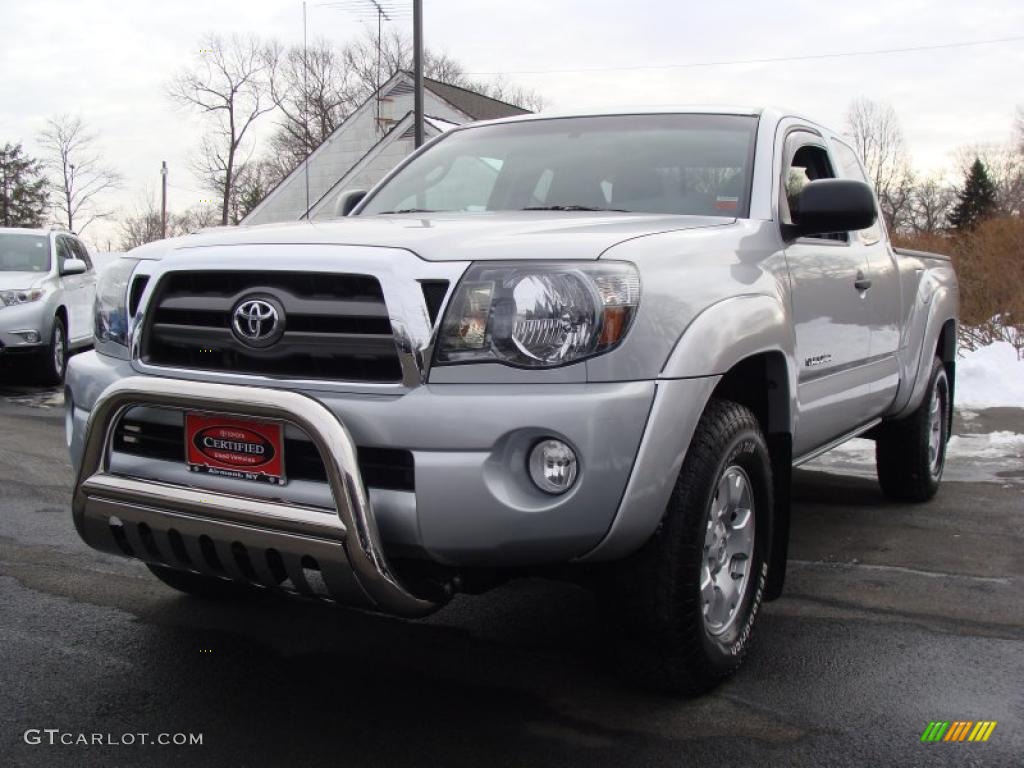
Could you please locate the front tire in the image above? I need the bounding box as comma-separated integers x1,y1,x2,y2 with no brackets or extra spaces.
603,399,772,694
37,315,68,385
875,357,950,502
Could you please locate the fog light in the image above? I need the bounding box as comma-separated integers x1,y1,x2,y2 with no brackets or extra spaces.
13,330,41,344
528,439,578,494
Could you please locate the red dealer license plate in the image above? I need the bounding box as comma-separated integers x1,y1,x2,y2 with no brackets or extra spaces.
185,413,286,485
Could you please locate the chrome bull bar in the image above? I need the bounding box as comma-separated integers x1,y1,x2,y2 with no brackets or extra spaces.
71,375,441,617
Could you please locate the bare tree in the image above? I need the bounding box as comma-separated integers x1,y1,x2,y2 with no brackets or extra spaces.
118,198,219,250
235,30,544,219
232,159,284,222
169,34,276,225
844,98,914,231
478,76,546,113
38,115,121,233
908,177,955,235
265,38,357,170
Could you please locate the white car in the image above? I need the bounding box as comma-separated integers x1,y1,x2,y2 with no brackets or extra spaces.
0,227,97,383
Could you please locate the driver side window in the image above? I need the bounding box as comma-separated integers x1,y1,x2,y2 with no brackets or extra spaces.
781,133,845,241
56,237,74,273
72,239,93,270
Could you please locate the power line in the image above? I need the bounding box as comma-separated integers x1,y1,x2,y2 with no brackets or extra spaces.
463,34,1024,76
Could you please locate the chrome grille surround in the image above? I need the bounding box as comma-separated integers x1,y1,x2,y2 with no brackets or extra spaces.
125,244,468,395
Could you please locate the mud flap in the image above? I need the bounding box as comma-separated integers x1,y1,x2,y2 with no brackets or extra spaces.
765,432,791,601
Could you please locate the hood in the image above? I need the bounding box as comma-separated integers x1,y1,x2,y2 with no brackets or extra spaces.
150,212,735,262
0,271,48,291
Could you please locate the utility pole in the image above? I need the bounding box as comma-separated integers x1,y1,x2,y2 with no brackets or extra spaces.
160,161,168,239
413,0,424,148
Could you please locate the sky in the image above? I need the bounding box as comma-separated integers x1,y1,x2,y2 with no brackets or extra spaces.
2,0,1022,249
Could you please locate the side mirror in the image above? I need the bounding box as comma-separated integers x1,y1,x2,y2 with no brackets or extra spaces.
61,258,87,276
787,179,877,239
333,189,368,218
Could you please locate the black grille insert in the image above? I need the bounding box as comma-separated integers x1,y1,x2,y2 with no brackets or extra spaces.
142,271,402,382
113,418,414,491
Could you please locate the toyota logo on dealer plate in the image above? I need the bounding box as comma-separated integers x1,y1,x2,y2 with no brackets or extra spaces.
231,297,286,348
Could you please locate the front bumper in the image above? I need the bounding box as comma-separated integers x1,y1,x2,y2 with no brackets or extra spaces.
67,352,664,578
0,301,49,352
73,375,439,616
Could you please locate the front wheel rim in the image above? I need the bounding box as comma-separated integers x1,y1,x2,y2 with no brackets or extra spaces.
928,375,946,478
701,465,756,636
53,325,65,376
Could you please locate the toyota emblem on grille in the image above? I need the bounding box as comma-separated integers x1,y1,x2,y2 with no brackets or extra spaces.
231,297,286,348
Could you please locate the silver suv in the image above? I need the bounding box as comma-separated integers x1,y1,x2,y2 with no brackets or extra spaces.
0,227,96,383
66,108,958,693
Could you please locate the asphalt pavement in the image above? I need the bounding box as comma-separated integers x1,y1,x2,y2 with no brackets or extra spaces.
0,362,1021,767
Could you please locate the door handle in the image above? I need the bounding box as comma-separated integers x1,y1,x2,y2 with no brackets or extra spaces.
854,271,872,291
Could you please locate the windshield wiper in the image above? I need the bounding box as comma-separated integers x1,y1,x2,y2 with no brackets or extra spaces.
521,205,631,212
377,208,441,214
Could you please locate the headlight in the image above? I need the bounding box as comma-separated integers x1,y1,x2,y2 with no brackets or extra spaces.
0,288,46,306
436,262,640,368
94,258,140,350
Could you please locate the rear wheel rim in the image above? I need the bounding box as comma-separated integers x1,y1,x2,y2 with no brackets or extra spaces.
701,465,756,636
928,374,946,478
53,324,65,376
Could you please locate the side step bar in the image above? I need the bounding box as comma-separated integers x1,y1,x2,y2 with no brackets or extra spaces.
72,375,441,617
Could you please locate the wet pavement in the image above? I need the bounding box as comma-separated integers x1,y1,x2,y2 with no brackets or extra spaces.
0,364,1021,767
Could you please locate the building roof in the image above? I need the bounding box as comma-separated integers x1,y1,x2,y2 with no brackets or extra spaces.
306,112,457,220
422,76,531,121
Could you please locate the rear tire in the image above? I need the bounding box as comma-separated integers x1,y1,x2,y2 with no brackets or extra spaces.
602,399,772,694
875,357,950,502
146,564,254,599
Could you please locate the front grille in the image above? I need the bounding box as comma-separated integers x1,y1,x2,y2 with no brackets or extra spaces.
113,418,415,491
141,271,402,382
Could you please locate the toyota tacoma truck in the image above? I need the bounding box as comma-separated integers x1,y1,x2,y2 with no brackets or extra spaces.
66,108,958,693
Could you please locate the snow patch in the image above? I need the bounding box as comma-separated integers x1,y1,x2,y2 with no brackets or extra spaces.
806,433,1024,485
956,341,1024,408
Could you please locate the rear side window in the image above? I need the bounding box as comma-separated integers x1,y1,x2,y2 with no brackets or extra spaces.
830,139,884,244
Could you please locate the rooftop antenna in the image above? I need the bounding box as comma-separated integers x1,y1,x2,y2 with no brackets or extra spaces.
303,1,311,219
319,1,414,136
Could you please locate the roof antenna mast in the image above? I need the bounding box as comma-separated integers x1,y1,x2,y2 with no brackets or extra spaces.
412,0,423,147
302,0,311,219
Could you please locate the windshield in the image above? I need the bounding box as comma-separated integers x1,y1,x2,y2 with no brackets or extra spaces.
0,234,51,272
358,114,758,218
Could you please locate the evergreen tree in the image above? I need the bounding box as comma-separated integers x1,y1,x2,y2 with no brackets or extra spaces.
948,157,998,230
0,142,50,227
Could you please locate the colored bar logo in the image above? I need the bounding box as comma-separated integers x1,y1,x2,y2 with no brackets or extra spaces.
921,721,997,742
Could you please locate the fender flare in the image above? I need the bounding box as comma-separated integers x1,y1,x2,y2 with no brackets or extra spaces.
661,294,795,376
661,294,797,433
579,294,797,564
893,284,957,419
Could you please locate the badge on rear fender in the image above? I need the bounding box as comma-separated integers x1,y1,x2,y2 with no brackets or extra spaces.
185,413,286,485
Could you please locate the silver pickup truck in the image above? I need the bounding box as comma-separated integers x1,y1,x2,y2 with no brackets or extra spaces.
66,107,958,693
